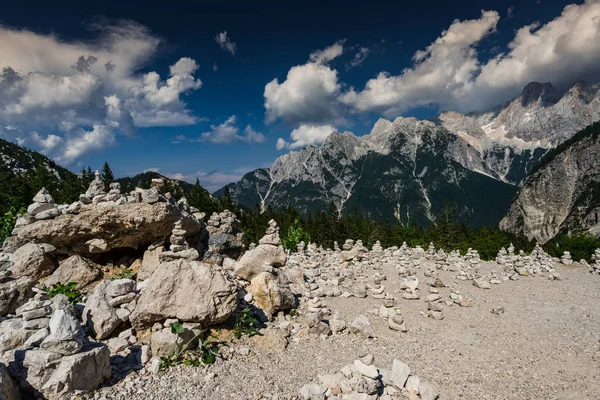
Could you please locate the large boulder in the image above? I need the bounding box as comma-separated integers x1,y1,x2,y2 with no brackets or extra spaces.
151,326,199,357
234,245,287,281
0,277,37,317
0,318,36,352
130,259,238,329
9,243,56,279
0,363,21,400
45,256,101,289
15,344,110,399
1,236,28,254
247,271,295,318
14,203,202,255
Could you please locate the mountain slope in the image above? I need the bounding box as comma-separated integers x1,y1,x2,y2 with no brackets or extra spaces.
439,81,600,184
221,118,518,227
500,122,600,243
0,137,81,214
0,139,213,216
219,81,600,227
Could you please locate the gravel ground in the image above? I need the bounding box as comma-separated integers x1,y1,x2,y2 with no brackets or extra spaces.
83,261,600,400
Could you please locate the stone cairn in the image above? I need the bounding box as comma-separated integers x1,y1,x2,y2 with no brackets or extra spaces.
561,251,573,265
82,278,139,340
495,243,556,280
299,355,439,400
159,220,199,261
26,187,60,221
371,240,384,253
12,174,185,232
2,292,111,398
204,210,246,264
304,297,332,336
297,241,306,253
81,170,106,204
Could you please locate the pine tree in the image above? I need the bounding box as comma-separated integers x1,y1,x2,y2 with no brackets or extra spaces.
62,173,84,204
222,186,234,211
101,161,115,189
31,162,54,195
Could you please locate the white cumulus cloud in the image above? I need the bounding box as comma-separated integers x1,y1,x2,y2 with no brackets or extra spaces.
0,20,203,164
276,124,337,150
264,41,346,125
340,1,600,115
340,10,500,116
197,116,266,144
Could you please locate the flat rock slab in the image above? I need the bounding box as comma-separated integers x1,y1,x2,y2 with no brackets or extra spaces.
15,203,201,255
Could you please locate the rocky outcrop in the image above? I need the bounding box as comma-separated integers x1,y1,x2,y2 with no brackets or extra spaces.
15,344,110,399
130,259,238,329
14,202,202,255
500,122,600,243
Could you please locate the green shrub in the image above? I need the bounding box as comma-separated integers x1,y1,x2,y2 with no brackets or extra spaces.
544,233,600,262
116,268,135,279
0,207,22,244
46,282,83,304
233,307,262,339
159,321,220,371
281,218,311,251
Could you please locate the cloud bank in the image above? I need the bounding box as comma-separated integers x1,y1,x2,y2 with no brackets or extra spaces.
0,20,203,164
269,0,600,130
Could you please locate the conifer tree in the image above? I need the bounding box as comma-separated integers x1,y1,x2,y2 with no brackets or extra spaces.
222,186,235,211
101,161,115,188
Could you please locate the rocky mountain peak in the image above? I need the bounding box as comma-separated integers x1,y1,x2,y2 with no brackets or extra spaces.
519,82,561,107
369,118,393,136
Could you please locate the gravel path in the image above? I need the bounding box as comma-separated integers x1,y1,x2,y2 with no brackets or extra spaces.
84,261,600,400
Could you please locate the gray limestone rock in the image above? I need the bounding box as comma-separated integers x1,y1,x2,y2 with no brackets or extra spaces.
9,243,56,279
130,259,238,329
45,255,100,289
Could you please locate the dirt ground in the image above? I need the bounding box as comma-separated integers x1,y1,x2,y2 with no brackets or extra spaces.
87,261,600,400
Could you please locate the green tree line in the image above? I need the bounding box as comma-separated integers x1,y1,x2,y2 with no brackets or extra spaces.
1,158,598,262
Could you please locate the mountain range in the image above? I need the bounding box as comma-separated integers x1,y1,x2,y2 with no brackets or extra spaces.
218,81,600,228
1,81,599,242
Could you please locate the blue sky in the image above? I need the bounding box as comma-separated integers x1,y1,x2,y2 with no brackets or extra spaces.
0,0,599,191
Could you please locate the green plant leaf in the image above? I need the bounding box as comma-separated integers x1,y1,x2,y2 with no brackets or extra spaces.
170,321,185,334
